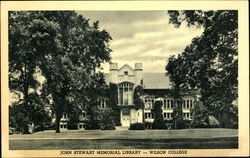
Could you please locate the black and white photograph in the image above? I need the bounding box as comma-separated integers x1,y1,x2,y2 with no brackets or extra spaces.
1,1,249,157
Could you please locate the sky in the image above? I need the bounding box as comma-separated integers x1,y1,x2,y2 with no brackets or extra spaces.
79,11,203,73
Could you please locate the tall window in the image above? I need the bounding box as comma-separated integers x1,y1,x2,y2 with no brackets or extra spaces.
163,99,167,109
118,82,134,105
171,100,174,108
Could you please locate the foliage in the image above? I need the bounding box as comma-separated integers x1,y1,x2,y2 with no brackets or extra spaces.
129,123,145,130
208,116,219,128
133,85,144,109
109,83,118,107
85,107,115,130
9,11,112,133
84,73,110,130
167,10,238,127
99,108,116,130
152,100,167,129
9,93,51,134
191,101,209,128
144,122,153,129
67,106,81,130
172,99,185,129
84,107,101,130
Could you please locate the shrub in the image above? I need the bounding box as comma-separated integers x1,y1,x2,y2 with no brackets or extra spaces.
84,107,101,130
145,122,153,129
100,108,115,130
129,123,145,130
84,119,101,130
208,115,219,128
152,100,167,129
67,123,78,130
45,124,56,130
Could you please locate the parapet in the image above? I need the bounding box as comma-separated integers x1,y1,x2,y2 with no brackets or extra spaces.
110,63,118,70
135,63,143,70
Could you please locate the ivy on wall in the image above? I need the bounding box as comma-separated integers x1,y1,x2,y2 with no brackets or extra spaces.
109,83,118,107
133,85,144,109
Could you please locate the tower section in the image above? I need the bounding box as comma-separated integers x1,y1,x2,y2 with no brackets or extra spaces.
134,63,143,85
109,63,118,83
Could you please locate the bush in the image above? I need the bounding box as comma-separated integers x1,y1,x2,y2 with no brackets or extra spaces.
208,116,219,128
84,107,101,130
129,123,145,130
84,119,101,130
44,124,56,130
100,108,115,130
152,100,167,129
67,123,78,130
33,125,45,133
145,122,153,129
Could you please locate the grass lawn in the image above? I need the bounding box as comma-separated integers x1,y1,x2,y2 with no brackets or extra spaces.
9,128,238,150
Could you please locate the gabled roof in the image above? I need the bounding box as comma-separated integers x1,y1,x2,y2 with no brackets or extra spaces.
104,72,172,89
118,64,134,71
143,73,172,89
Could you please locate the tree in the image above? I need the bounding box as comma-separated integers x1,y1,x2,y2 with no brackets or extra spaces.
166,10,238,127
152,100,167,129
99,108,115,130
108,83,120,125
9,11,61,133
9,11,112,133
166,55,187,129
84,73,110,130
67,105,81,130
9,93,50,133
191,101,209,128
134,85,144,109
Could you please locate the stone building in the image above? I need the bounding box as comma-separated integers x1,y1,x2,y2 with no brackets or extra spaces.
103,63,197,128
55,62,199,130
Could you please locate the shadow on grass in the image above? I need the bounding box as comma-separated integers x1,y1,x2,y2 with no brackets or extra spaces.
9,137,238,150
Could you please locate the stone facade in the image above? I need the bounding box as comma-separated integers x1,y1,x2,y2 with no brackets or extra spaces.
52,62,199,129
106,63,197,128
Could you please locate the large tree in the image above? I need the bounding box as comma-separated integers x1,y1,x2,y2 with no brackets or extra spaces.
166,10,238,127
9,11,112,133
9,11,61,133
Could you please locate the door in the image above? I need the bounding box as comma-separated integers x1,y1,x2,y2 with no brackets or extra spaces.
121,109,130,127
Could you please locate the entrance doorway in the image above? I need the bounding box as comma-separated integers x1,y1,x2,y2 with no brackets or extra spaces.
121,109,130,127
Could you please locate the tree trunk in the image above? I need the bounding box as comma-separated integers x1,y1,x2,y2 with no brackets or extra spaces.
55,113,61,133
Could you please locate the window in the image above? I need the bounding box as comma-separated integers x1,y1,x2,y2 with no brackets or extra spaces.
167,100,170,108
124,71,128,75
171,100,174,108
190,100,193,108
60,125,63,128
183,100,186,109
187,100,189,109
167,113,170,119
164,113,167,118
163,100,167,109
